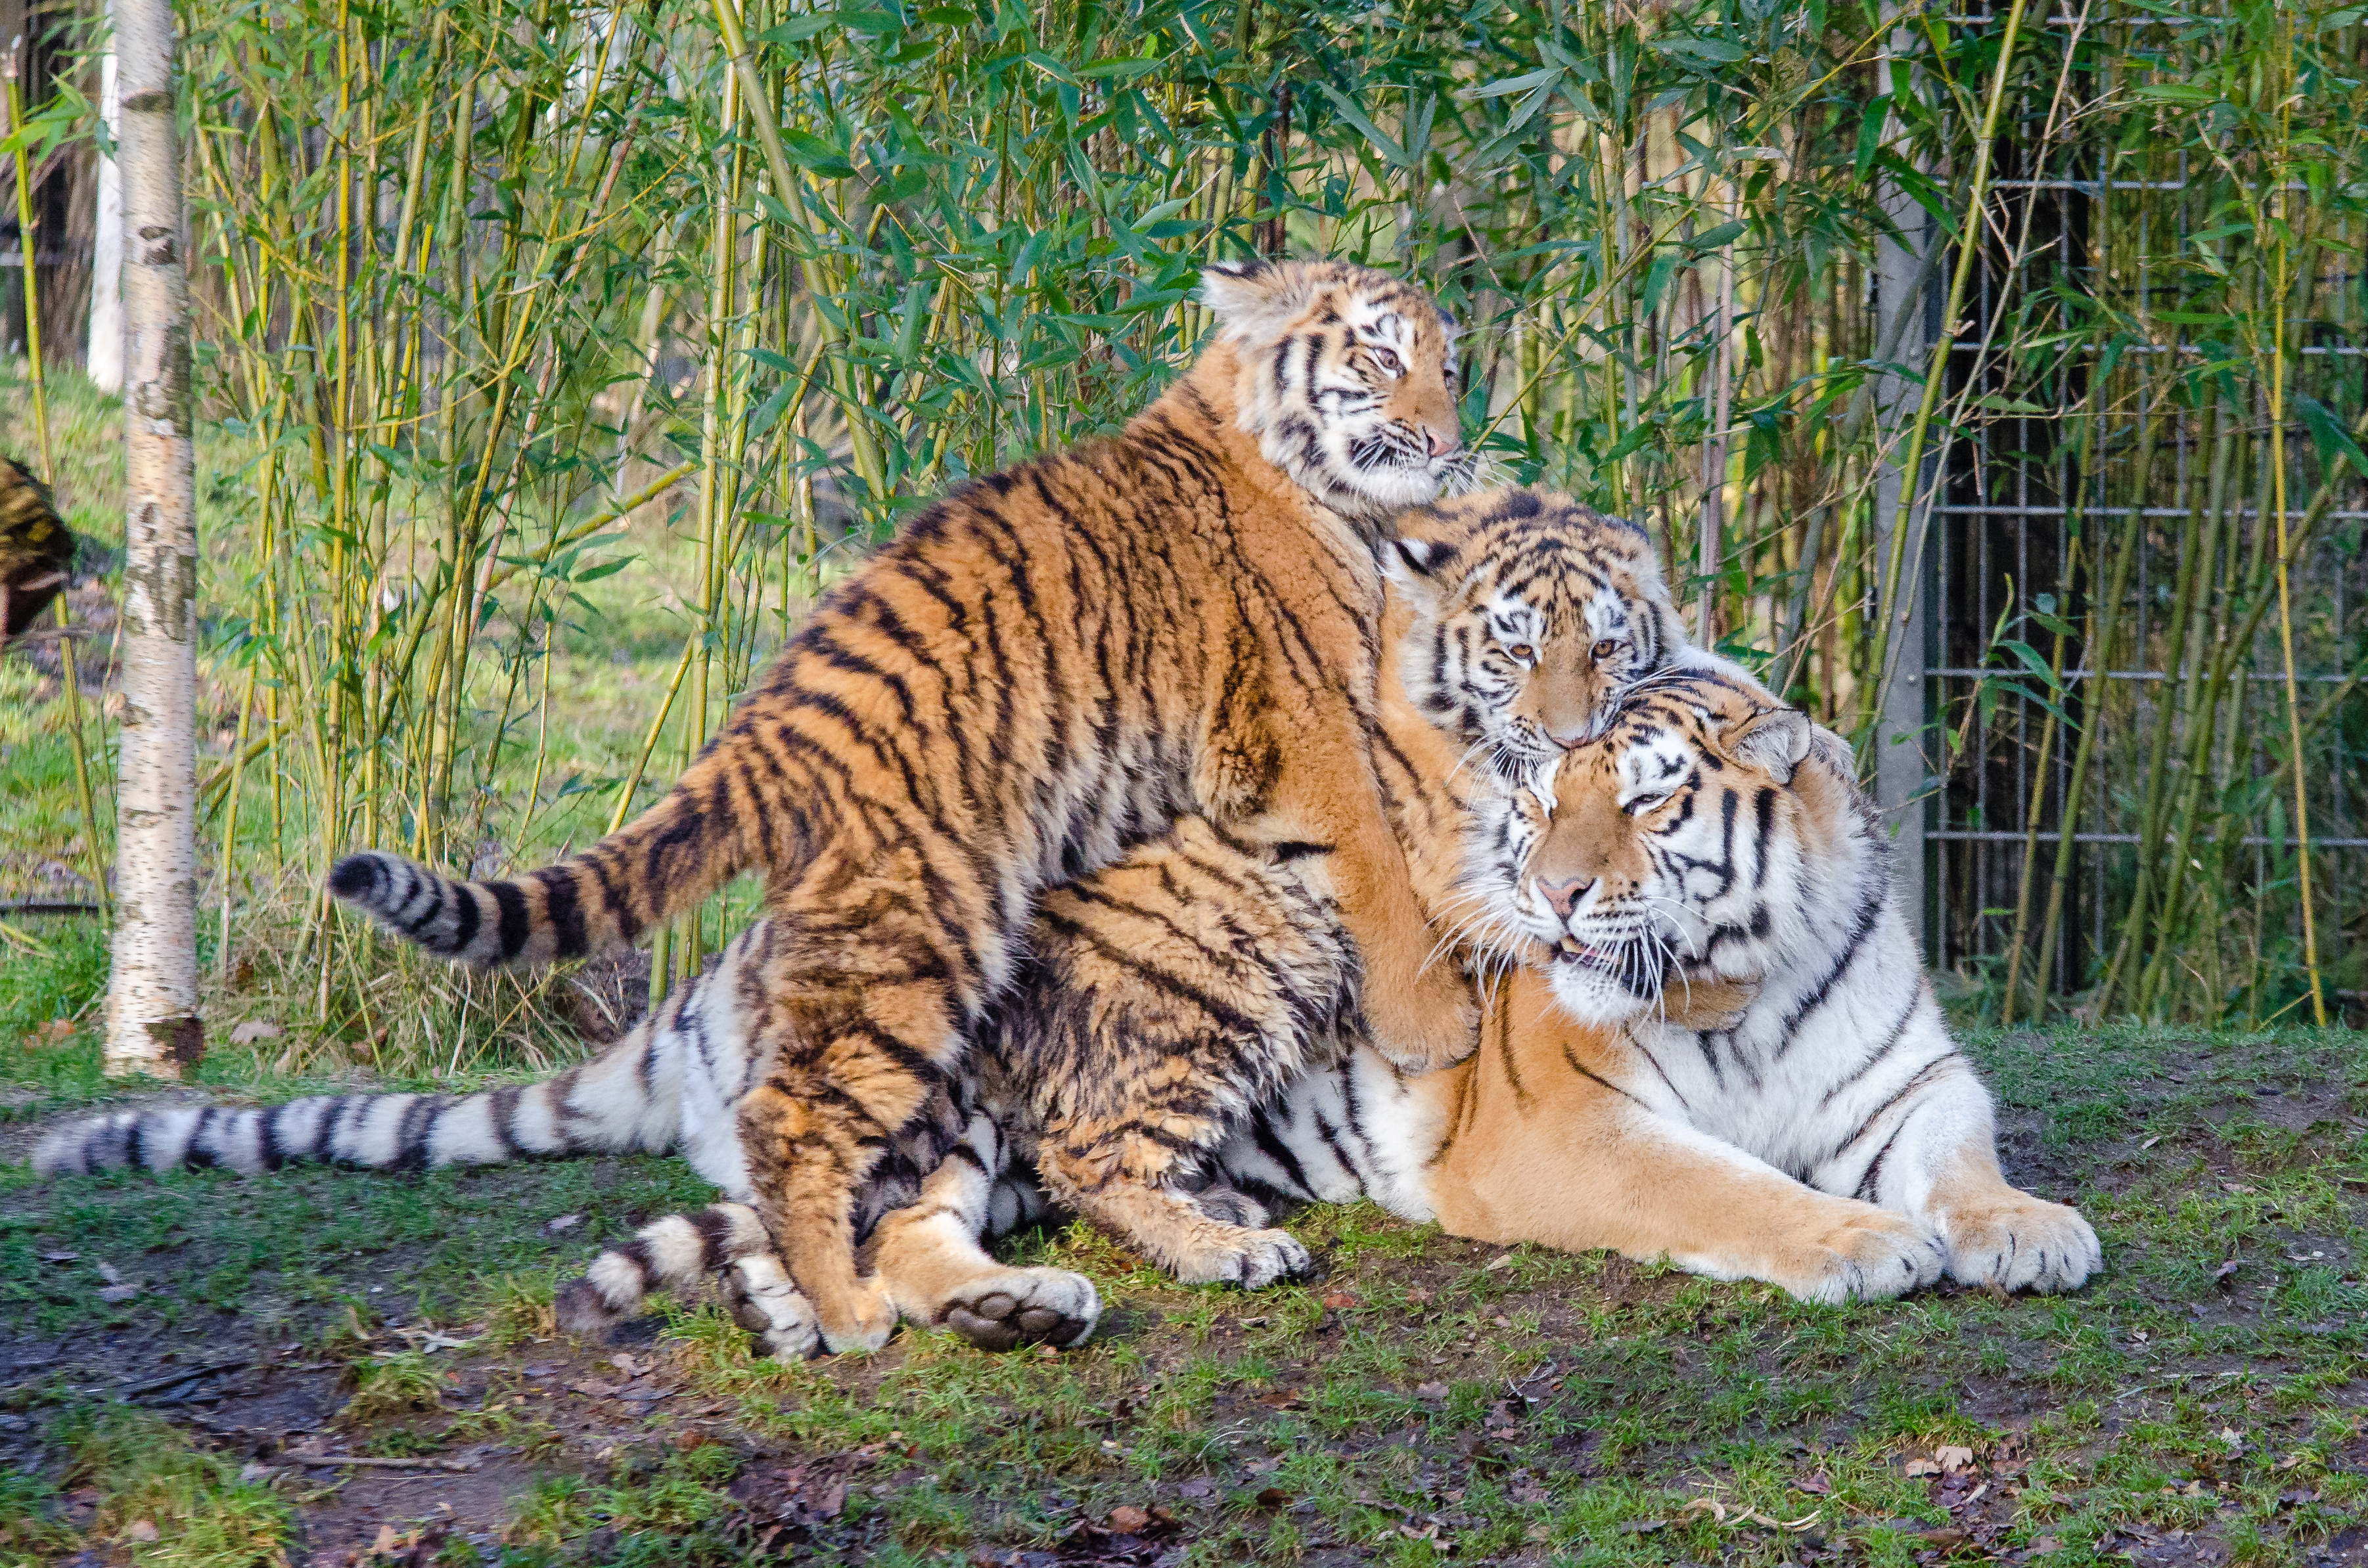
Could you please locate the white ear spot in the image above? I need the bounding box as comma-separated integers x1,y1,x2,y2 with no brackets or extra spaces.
1384,535,1458,607
1729,706,1814,784
1391,537,1454,576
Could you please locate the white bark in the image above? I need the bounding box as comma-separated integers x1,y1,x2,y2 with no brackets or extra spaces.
104,0,200,1079
87,47,123,395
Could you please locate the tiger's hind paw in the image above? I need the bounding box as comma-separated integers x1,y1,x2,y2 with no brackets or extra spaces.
1171,1225,1312,1290
723,1254,823,1359
939,1266,1101,1353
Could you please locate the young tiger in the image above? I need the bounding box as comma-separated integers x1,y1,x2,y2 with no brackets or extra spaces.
35,488,1708,1350
318,259,1484,1353
527,490,1739,1331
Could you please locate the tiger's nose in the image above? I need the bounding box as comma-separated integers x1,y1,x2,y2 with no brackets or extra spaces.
1426,427,1461,459
1546,726,1587,751
1536,877,1588,919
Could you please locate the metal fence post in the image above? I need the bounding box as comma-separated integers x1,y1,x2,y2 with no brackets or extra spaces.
1873,199,1936,958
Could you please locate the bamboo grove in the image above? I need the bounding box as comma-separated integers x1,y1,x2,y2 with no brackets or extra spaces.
3,0,2361,1067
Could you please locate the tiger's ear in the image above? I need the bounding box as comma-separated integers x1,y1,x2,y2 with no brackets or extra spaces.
1200,259,1318,346
1727,705,1813,784
1384,533,1457,614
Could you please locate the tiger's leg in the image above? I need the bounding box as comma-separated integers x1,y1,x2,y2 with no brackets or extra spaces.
737,862,1008,1356
1197,672,1474,1075
1260,768,1476,1073
1426,974,1945,1304
865,1111,1101,1351
1036,1126,1311,1289
1431,1085,1947,1305
1806,998,2099,1293
557,1201,821,1358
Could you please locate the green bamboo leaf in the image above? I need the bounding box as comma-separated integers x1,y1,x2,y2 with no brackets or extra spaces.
1462,65,1560,100
1994,639,2064,691
780,128,856,179
1313,83,1407,168
1853,95,1891,180
2296,395,2368,478
2130,83,2217,105
1683,219,1748,254
1647,35,1749,66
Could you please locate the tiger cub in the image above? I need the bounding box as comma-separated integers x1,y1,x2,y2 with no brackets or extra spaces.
35,489,1703,1352
319,259,1482,1353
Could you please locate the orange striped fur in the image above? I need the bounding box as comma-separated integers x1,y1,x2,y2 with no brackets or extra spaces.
329,259,1478,1351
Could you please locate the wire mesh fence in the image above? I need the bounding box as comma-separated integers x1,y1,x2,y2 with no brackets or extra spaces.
1917,2,2367,1023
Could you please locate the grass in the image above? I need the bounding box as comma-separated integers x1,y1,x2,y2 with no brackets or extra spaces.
1,996,2362,1567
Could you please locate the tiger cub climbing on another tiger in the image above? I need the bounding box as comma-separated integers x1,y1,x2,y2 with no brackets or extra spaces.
316,259,1486,1355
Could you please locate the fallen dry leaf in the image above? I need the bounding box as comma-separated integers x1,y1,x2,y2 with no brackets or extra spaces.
1108,1506,1152,1533
1322,1291,1357,1310
1904,1457,1943,1478
125,1520,160,1543
230,1019,283,1045
1794,1472,1832,1496
1934,1444,1976,1473
1414,1381,1449,1402
1255,1487,1291,1508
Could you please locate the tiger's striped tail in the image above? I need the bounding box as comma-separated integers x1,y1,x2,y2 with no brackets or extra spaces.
31,1015,682,1178
327,751,754,968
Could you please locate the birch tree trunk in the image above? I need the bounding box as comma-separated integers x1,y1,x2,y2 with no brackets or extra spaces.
87,46,124,395
104,0,200,1079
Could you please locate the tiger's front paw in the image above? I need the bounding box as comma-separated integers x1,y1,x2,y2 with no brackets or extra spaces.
812,1276,899,1355
1934,1188,2101,1294
1768,1206,1947,1305
1363,961,1479,1073
1169,1226,1311,1289
940,1266,1101,1353
1659,970,1760,1032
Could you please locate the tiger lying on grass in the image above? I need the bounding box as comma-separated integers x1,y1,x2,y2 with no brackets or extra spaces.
37,487,1714,1352
649,661,2097,1349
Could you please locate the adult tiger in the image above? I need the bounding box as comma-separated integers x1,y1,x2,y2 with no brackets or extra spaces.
37,489,1714,1351
312,259,1484,1353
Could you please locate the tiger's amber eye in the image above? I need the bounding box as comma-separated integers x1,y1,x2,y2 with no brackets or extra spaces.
1591,639,1617,660
1508,644,1534,662
1371,346,1402,374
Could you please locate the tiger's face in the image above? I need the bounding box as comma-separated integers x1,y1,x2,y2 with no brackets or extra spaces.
1201,259,1472,518
1389,488,1688,779
1492,669,1837,1025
